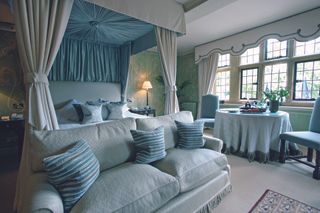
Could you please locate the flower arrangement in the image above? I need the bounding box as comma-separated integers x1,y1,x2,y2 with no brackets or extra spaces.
262,87,289,112
263,87,289,103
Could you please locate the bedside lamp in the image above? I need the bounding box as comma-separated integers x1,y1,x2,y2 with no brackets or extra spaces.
142,81,152,108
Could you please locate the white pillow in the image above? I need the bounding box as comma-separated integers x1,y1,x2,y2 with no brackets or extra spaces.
86,99,110,120
80,104,103,124
106,102,128,120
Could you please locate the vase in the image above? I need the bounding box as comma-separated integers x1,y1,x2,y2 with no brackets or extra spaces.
269,100,279,113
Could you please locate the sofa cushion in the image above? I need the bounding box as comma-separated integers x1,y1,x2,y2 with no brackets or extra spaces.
136,111,194,149
30,118,136,172
130,127,166,164
43,140,100,212
152,148,229,193
175,120,205,149
70,162,180,213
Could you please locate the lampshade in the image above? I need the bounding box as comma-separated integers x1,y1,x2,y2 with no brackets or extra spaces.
142,81,152,90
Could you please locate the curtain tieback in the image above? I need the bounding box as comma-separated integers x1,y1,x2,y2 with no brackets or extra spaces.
166,85,177,92
24,73,49,85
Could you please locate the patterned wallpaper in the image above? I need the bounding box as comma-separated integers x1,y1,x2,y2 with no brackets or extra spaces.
0,31,24,116
127,50,165,116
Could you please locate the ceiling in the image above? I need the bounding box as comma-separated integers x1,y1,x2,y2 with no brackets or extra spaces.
176,0,320,55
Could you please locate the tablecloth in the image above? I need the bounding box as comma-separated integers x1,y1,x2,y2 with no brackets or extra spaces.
213,110,299,162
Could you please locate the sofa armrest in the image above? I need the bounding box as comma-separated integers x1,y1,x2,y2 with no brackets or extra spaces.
203,135,223,152
28,181,64,213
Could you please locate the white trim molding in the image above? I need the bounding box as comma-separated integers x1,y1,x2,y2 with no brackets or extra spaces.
195,7,320,63
86,0,186,34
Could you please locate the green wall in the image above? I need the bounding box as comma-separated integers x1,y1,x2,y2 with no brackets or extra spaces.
0,31,25,117
177,52,198,118
127,51,200,118
127,50,165,116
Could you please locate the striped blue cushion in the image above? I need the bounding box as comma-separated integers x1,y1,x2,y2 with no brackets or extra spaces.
175,120,205,149
43,140,100,212
130,127,166,164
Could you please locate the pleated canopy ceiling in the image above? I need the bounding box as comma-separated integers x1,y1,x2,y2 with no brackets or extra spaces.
65,0,154,49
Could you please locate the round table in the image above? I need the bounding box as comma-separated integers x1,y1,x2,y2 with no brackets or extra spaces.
213,110,298,162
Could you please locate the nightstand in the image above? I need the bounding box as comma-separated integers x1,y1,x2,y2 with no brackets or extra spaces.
129,108,156,117
0,119,25,162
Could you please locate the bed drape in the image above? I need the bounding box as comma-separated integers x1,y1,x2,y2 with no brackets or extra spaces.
49,38,121,82
120,42,131,101
49,38,131,102
197,53,219,118
13,0,74,211
155,27,179,114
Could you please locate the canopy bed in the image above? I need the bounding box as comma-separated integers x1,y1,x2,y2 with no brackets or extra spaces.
12,0,186,211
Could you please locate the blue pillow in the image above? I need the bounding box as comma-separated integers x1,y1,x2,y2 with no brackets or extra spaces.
130,127,166,164
73,103,84,121
43,140,100,212
55,99,80,124
175,120,205,149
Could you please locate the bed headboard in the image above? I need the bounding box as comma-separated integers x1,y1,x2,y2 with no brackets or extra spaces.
49,81,121,105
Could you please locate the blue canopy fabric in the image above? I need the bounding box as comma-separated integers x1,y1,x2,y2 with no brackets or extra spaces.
65,0,154,46
49,38,121,83
50,0,155,101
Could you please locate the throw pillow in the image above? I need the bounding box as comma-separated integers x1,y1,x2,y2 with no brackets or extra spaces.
106,102,128,120
175,120,205,149
80,104,103,124
43,140,100,212
86,99,110,120
73,103,84,122
130,127,166,164
55,99,80,124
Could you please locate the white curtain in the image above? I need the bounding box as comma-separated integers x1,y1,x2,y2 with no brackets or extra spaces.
13,0,74,211
155,27,179,114
197,53,219,118
15,0,73,130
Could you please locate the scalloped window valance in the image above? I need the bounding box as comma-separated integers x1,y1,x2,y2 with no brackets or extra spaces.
195,7,320,63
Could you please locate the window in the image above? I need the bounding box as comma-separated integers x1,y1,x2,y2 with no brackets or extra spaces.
218,54,230,67
264,63,287,91
294,60,320,100
265,39,288,60
295,37,320,56
240,47,260,65
240,68,258,99
215,71,230,100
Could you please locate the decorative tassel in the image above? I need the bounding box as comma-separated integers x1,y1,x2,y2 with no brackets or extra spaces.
196,184,232,213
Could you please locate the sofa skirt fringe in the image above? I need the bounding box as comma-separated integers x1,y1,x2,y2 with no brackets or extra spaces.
196,184,232,213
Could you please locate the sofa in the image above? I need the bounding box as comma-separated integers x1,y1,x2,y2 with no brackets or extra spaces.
25,111,231,213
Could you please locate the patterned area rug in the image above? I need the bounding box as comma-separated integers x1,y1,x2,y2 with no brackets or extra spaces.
249,189,320,213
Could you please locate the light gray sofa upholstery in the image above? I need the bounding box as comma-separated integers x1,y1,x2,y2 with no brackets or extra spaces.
25,111,231,213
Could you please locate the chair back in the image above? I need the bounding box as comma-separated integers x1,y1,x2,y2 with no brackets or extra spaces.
309,97,320,133
200,94,219,118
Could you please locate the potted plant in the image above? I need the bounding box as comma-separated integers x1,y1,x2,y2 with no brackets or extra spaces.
263,87,289,113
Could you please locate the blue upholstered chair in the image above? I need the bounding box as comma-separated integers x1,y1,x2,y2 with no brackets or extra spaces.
196,94,219,128
279,97,320,180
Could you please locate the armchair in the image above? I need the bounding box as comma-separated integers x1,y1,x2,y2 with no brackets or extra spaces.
279,97,320,180
196,94,219,128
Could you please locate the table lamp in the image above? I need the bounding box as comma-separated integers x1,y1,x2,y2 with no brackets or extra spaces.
142,81,152,108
